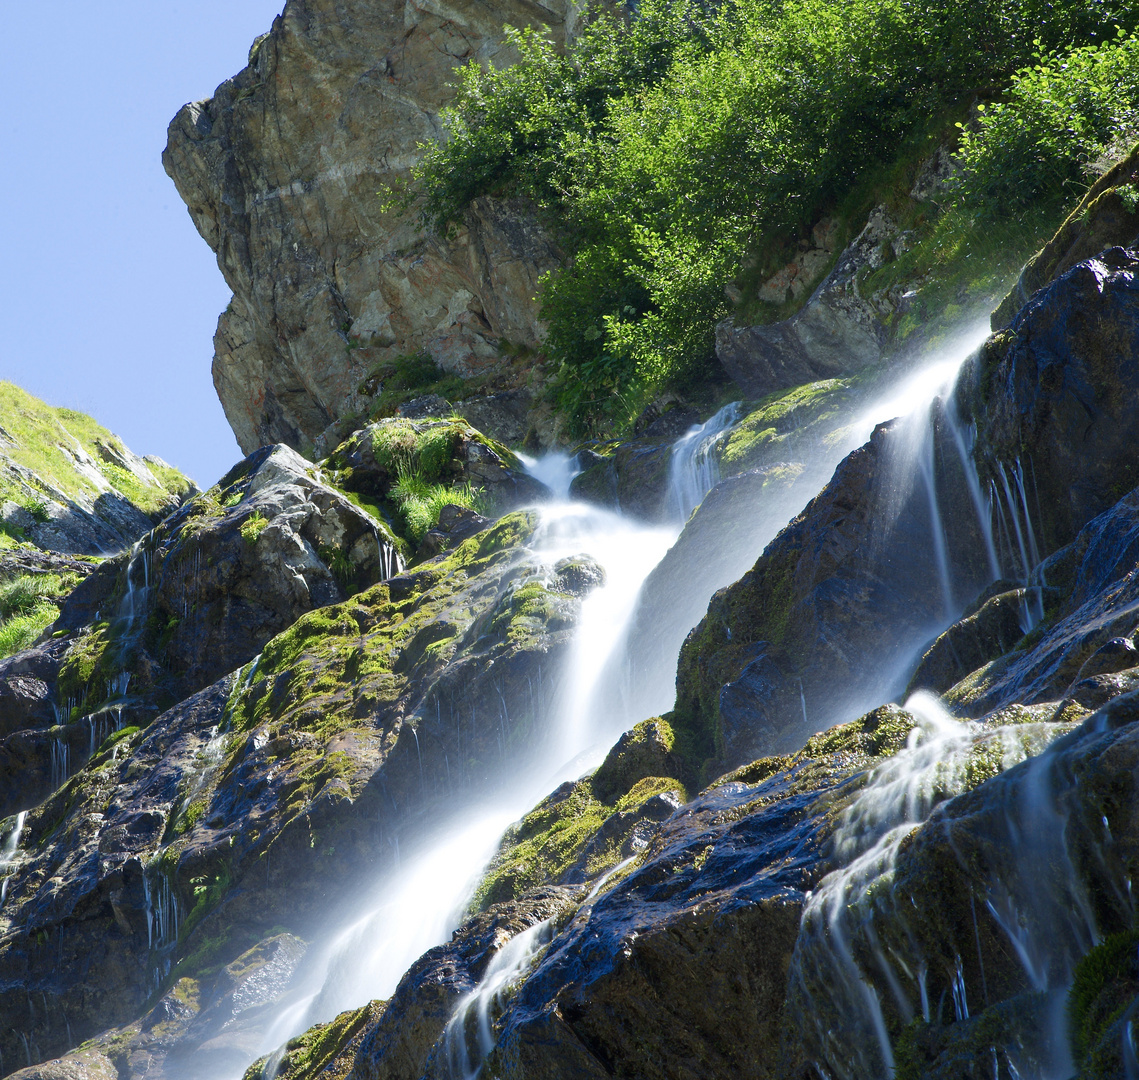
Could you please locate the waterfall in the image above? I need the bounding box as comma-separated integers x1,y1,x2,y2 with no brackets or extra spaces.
49,738,70,792
0,811,28,910
250,492,681,1066
665,402,741,522
195,324,1006,1080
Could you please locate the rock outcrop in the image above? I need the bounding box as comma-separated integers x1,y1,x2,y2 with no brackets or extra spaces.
716,206,908,399
163,0,576,456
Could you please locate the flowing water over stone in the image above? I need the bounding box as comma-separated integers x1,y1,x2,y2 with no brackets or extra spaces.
233,325,1016,1078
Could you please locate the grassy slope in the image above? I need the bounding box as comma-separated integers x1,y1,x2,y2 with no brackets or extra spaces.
0,380,195,518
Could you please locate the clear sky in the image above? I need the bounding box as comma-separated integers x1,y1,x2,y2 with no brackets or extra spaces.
0,2,286,489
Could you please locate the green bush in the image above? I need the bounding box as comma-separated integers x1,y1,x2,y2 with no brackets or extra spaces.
409,0,1139,434
954,31,1139,218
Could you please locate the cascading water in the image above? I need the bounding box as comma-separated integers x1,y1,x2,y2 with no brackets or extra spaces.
247,426,727,1075
440,857,634,1080
0,811,28,909
198,322,1007,1080
787,693,1075,1077
666,401,741,522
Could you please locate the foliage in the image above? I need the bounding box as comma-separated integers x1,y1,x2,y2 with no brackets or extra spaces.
410,0,1139,434
0,571,79,660
954,30,1139,219
240,510,269,545
388,470,487,543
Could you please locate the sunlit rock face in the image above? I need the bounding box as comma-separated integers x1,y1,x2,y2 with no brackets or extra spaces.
163,0,571,457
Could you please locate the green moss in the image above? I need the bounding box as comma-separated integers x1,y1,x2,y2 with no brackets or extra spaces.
1069,930,1139,1067
473,779,611,910
57,623,119,712
615,775,687,812
245,1003,377,1080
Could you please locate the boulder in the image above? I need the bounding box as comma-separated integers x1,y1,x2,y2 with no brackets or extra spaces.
716,206,900,399
672,409,990,772
330,418,548,519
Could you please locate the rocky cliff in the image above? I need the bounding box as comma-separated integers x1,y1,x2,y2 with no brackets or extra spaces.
163,0,575,457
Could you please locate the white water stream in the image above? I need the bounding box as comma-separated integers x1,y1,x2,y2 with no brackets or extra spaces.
184,320,1040,1079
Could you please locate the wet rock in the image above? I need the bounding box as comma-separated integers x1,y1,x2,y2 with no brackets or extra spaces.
164,0,572,456
46,444,403,729
793,700,1139,1077
944,487,1139,717
11,933,310,1080
0,640,69,738
353,886,581,1080
417,505,493,560
567,436,674,520
673,411,991,771
959,246,1139,558
1075,636,1139,682
551,556,604,597
591,718,680,803
477,774,828,1080
906,588,1029,696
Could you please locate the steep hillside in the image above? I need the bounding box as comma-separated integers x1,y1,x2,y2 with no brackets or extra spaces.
0,382,195,556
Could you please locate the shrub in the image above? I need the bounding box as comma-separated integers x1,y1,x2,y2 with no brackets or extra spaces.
409,0,1139,434
954,31,1139,218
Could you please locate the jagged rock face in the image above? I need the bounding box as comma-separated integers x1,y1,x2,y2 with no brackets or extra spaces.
0,512,595,1071
716,206,904,399
163,0,572,457
0,444,399,822
960,247,1139,558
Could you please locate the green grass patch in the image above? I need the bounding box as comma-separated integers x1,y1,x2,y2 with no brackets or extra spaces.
388,471,488,543
0,571,80,660
240,510,269,545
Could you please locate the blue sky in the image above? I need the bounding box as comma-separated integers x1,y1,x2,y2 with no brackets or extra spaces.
1,2,286,488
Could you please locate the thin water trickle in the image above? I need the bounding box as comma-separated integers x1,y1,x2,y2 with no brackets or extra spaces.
666,402,741,522
790,692,1073,1080
0,811,28,909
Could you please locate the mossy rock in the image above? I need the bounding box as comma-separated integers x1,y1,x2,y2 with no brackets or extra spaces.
1068,929,1139,1078
592,717,680,803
